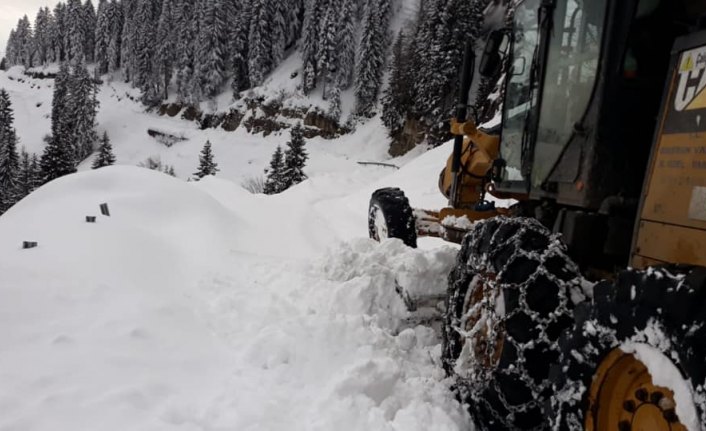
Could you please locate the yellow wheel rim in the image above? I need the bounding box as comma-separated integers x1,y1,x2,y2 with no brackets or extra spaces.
586,348,687,431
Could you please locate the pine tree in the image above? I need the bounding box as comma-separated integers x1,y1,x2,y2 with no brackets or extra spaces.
95,0,110,74
5,30,17,66
248,0,275,86
263,145,285,194
381,31,413,136
318,3,339,99
154,0,176,100
193,140,219,179
354,0,391,117
0,89,20,212
271,1,288,66
51,62,71,141
83,0,97,63
45,62,78,181
175,0,197,103
133,0,159,90
107,0,124,72
17,148,35,200
34,8,54,66
335,0,357,90
120,0,137,81
69,60,100,162
301,0,324,94
229,0,251,95
40,134,77,183
0,58,6,71
66,0,86,64
52,3,68,63
282,124,308,188
14,16,34,68
193,0,229,99
92,131,116,168
30,153,42,190
16,149,42,200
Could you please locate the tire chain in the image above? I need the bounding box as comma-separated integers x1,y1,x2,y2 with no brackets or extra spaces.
447,217,584,430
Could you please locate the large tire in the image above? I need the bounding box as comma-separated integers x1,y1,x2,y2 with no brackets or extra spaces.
442,217,584,430
368,188,417,248
550,267,706,430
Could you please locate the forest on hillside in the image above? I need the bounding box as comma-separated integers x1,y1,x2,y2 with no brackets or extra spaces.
3,0,500,149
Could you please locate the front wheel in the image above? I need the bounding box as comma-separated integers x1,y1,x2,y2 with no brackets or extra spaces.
550,267,706,431
368,188,417,248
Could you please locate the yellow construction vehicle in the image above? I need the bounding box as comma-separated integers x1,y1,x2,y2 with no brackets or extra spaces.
369,0,706,430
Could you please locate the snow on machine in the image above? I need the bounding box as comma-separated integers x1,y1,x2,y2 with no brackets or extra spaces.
369,1,706,430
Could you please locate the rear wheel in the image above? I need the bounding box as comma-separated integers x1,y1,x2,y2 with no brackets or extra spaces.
550,267,706,430
442,217,584,430
368,188,417,248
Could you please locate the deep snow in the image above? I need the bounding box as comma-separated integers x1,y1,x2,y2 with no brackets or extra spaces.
0,79,474,430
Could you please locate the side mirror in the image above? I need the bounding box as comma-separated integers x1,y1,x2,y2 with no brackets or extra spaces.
479,30,508,78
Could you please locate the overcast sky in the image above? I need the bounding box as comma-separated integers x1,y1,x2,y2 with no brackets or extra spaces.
0,1,60,57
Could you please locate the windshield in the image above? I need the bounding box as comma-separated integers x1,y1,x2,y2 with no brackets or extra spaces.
500,0,541,182
531,0,607,187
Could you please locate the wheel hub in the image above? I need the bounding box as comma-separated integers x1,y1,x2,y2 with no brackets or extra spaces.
587,348,686,431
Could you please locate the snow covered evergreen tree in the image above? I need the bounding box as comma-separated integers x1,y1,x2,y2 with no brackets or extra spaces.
354,0,391,117
0,89,20,212
263,145,285,195
68,60,100,162
40,134,76,183
34,8,55,66
154,0,176,100
381,31,413,136
335,0,357,90
247,0,275,87
120,0,137,81
229,0,251,95
282,124,308,188
193,140,219,179
92,131,116,168
5,30,17,66
13,16,34,68
52,3,68,63
318,3,339,99
95,0,110,74
107,0,124,72
193,0,229,99
66,0,86,64
51,62,71,142
83,0,97,63
133,0,159,90
300,0,325,94
16,148,37,200
175,0,197,103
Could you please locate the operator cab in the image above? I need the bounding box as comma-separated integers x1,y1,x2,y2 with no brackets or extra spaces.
496,0,699,201
488,0,705,267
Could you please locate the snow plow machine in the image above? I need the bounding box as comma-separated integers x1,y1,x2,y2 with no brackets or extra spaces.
369,1,706,430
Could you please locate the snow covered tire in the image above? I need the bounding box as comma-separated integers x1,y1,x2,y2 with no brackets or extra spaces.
368,188,417,248
442,217,583,431
550,267,706,430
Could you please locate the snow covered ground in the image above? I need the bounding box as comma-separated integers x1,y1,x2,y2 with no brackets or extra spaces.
0,66,476,430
